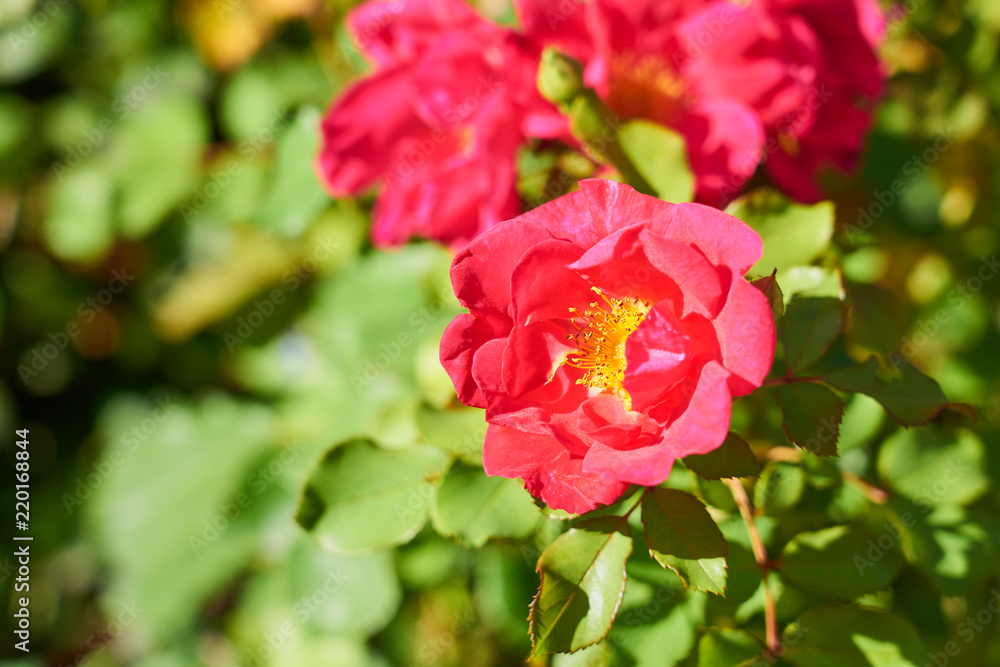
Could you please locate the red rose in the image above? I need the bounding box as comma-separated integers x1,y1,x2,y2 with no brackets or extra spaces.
315,0,566,249
440,179,775,513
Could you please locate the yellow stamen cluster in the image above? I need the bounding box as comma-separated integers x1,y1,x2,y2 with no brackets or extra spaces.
565,287,650,407
607,51,687,122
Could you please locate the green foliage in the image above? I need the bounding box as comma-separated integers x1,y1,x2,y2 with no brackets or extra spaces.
777,383,843,456
431,463,541,547
297,439,449,552
821,358,949,426
531,517,633,656
5,0,1000,664
777,526,903,600
642,489,728,595
781,297,846,374
726,189,835,275
683,432,759,480
696,628,765,667
618,120,695,203
877,426,989,507
782,606,929,667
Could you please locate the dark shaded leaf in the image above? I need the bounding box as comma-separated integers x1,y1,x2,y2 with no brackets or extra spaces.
777,525,903,600
684,432,759,480
642,489,728,595
821,357,948,426
777,382,844,456
781,297,846,374
783,605,929,667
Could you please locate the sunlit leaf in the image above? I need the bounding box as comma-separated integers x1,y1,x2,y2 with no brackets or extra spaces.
297,439,449,553
531,517,633,656
642,489,728,595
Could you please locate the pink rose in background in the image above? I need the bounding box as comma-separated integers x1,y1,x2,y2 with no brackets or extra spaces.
518,0,885,206
316,0,565,248
318,0,886,247
517,0,767,206
440,180,775,513
680,0,886,202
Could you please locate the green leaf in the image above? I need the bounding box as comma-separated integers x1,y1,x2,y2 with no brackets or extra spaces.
619,120,695,203
697,628,765,667
642,489,728,595
822,357,948,426
781,297,845,374
779,265,843,301
431,463,541,547
530,516,633,656
877,426,988,507
683,432,759,480
894,503,999,596
86,394,279,639
777,383,844,456
296,439,449,553
415,404,486,465
725,189,834,274
751,270,784,321
754,462,805,515
285,536,401,636
783,605,929,667
252,106,330,237
44,165,115,263
112,93,207,238
777,525,903,600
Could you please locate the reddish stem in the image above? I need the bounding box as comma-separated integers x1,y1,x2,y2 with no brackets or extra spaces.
725,478,779,655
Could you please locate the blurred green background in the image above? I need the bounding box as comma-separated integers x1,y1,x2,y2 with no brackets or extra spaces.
0,0,999,665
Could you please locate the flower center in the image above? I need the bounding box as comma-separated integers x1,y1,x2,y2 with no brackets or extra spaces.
565,287,650,407
606,51,687,123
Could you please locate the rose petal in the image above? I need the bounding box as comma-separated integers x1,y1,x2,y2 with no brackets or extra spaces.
501,320,576,398
711,270,777,395
510,238,594,325
451,221,554,323
582,360,733,485
483,424,628,513
440,313,507,408
623,301,693,412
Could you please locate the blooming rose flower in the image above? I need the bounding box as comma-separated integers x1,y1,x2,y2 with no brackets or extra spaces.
678,0,885,202
316,0,566,248
440,179,775,513
518,0,884,205
517,0,766,206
